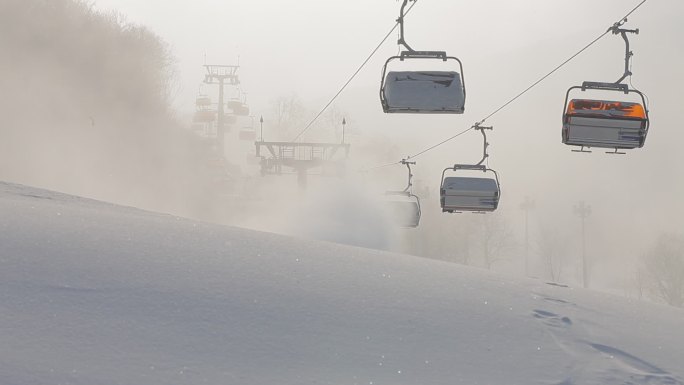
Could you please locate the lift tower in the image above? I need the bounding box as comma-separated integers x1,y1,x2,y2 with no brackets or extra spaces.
204,65,240,154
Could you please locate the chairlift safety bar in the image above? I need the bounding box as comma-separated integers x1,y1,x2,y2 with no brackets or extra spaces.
399,51,448,61
581,81,630,93
451,164,487,171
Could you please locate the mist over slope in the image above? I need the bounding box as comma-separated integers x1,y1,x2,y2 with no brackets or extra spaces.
1,181,683,384
2,0,682,311
0,0,213,218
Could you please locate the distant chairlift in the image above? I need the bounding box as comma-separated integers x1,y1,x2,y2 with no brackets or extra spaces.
193,110,216,123
193,93,216,123
385,160,421,228
562,22,649,154
228,99,250,117
195,95,212,107
380,0,466,114
440,125,500,213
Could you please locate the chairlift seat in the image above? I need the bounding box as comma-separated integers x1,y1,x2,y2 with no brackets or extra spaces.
440,177,499,212
383,71,465,114
193,110,216,123
227,100,250,116
196,96,212,107
563,99,647,149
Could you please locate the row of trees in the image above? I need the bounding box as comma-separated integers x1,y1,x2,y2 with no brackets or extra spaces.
404,196,684,309
636,234,684,308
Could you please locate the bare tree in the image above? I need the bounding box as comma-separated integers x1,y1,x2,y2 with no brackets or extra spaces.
536,224,570,283
479,214,515,270
627,268,646,301
269,94,308,139
642,234,684,308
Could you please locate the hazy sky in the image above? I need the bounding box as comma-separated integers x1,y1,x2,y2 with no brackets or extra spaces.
92,0,677,114
90,0,684,274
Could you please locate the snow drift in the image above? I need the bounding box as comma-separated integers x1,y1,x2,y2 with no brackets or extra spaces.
0,181,682,385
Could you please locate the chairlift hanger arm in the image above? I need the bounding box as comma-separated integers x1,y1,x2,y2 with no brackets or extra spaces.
397,0,416,52
473,124,493,166
396,0,451,62
401,159,416,193
608,20,639,84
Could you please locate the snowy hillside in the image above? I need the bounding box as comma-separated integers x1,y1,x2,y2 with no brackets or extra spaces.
0,181,682,385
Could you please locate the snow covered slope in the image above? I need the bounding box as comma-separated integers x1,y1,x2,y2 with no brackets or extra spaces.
0,181,682,385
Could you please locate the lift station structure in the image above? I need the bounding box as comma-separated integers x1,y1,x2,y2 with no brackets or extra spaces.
255,118,351,189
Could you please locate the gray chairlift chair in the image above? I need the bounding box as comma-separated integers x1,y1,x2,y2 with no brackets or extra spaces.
384,160,421,228
379,0,466,114
439,125,501,213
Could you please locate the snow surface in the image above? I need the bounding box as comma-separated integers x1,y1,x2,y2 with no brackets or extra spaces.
0,181,682,385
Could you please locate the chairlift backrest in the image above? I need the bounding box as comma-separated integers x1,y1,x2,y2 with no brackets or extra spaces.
566,99,646,119
383,70,465,114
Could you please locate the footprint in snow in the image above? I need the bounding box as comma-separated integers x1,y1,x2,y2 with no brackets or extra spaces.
555,344,682,385
588,343,682,385
533,309,573,328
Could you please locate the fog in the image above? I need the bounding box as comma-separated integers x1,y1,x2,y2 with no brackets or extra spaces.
2,0,683,303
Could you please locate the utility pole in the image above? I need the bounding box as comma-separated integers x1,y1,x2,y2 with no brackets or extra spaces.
204,65,239,157
341,118,346,144
520,196,535,277
573,201,592,289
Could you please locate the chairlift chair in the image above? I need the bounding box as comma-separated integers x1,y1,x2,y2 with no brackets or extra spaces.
440,125,500,213
227,100,250,116
195,95,212,107
385,191,421,228
562,23,649,152
383,160,421,228
440,165,500,213
379,0,466,114
563,82,649,151
193,110,216,123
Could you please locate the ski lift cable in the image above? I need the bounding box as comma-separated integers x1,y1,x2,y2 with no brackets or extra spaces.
397,0,648,162
475,0,647,127
291,1,420,142
406,126,474,161
361,160,402,173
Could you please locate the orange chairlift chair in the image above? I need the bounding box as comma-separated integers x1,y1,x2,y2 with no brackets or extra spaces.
562,22,650,154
